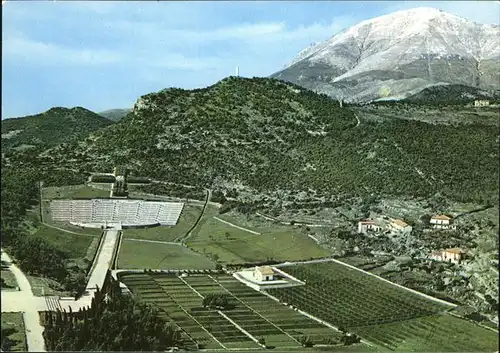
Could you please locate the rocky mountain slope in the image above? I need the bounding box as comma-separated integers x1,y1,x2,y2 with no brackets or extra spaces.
8,77,497,205
272,7,500,102
1,107,114,152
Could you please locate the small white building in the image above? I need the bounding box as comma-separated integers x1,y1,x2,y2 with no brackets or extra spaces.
389,219,412,233
358,220,381,234
253,266,275,282
430,248,466,264
430,215,456,230
474,100,490,107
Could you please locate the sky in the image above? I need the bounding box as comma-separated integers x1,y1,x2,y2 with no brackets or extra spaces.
2,1,499,119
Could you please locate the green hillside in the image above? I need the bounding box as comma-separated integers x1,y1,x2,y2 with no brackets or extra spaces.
4,77,499,204
1,107,114,152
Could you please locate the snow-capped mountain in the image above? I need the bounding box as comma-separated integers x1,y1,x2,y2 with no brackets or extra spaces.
272,7,500,102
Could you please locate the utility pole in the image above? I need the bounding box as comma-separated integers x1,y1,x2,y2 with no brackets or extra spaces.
236,65,239,77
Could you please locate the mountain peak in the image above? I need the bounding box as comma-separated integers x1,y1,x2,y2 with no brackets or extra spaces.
274,7,500,103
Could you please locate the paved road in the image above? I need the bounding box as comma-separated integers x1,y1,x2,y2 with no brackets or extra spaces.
1,250,47,352
59,229,120,312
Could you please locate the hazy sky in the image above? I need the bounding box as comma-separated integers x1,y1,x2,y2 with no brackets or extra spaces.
2,1,499,119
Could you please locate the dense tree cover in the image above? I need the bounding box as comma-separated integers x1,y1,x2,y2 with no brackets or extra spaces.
1,107,113,152
1,326,22,351
43,281,184,351
1,166,87,295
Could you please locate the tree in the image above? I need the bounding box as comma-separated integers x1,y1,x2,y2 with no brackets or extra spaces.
202,293,232,310
299,335,314,347
340,333,361,346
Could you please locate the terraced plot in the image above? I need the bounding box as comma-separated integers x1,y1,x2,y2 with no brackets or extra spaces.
121,274,257,350
119,274,208,350
182,275,298,348
186,275,343,346
267,261,499,351
121,273,346,350
154,276,258,349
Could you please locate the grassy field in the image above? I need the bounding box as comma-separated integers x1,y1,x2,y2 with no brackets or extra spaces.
267,261,499,352
1,313,27,351
187,215,330,264
122,205,203,242
117,240,215,270
32,225,95,259
121,273,352,350
1,269,18,290
42,184,111,200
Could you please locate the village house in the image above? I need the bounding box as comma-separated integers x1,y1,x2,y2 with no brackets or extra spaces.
430,214,456,230
357,219,382,234
430,248,467,264
474,99,490,107
389,218,412,233
253,266,275,282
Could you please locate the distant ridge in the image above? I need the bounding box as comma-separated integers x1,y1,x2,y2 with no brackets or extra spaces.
98,108,132,122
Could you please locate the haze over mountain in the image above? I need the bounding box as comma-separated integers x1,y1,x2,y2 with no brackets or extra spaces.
98,109,132,122
272,7,500,102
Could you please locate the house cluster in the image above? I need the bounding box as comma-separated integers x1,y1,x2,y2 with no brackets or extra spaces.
358,214,456,234
357,213,465,264
357,217,412,235
429,214,456,230
430,248,466,264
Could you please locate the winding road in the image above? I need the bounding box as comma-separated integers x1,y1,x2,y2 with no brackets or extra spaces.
1,250,47,352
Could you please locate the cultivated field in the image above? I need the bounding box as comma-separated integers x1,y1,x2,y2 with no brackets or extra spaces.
187,216,329,264
267,261,499,351
117,241,215,270
120,273,352,350
354,313,499,352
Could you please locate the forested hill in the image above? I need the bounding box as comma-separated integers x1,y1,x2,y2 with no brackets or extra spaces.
4,77,499,204
1,107,114,152
34,76,357,187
